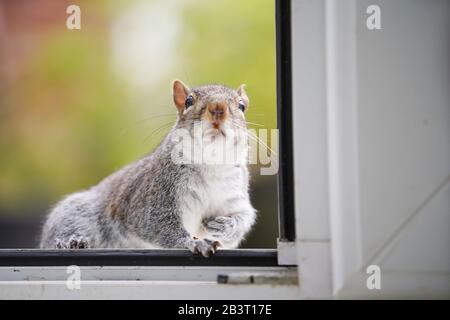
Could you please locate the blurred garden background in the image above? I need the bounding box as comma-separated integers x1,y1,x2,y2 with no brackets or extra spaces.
0,0,277,248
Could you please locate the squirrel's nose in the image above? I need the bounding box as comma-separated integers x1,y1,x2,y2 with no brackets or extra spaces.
207,102,227,122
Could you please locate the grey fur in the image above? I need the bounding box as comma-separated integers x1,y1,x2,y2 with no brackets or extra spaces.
40,83,256,256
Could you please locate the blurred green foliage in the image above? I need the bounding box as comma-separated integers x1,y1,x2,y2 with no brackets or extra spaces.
178,0,276,129
0,31,136,212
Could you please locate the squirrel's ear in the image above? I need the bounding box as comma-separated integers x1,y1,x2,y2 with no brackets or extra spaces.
237,84,249,107
172,80,190,111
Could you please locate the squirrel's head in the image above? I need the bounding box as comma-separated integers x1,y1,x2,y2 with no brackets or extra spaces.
172,80,249,135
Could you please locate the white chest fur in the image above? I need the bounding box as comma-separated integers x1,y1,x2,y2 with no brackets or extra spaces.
180,126,250,240
180,164,247,238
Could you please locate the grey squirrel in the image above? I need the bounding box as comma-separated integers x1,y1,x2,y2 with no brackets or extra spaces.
40,80,257,256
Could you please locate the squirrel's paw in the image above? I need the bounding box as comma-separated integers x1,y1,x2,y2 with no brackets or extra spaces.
188,238,221,257
203,216,237,240
55,235,89,249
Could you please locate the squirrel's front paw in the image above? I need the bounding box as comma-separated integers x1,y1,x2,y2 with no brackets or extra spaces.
55,235,90,249
203,216,237,240
188,238,221,257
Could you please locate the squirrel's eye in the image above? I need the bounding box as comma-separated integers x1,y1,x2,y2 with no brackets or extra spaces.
238,101,246,112
185,95,194,108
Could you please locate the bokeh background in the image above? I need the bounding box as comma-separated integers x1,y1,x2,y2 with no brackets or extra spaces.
0,0,278,248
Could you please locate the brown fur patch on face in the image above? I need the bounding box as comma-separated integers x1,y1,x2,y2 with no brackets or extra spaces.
205,101,228,126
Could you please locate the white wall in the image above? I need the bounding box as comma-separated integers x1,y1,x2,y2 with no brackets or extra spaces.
293,0,450,298
353,0,450,297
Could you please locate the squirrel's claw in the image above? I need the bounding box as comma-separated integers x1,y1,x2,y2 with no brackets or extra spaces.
189,238,221,257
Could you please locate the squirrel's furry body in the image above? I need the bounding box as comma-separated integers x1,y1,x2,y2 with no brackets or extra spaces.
40,81,256,256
